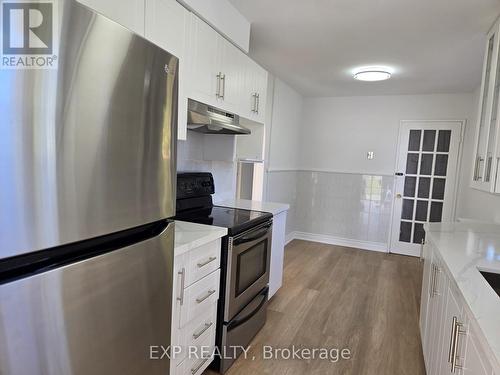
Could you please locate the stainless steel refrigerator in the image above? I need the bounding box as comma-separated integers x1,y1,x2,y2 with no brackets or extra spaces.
0,1,177,374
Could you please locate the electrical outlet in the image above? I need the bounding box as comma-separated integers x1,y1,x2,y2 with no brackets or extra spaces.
367,151,374,160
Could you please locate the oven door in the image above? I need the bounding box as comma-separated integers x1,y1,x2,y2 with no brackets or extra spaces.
225,221,272,321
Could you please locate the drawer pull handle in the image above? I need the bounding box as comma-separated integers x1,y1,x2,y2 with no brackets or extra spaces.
197,256,217,268
193,322,213,340
191,357,210,374
177,268,185,305
196,289,216,304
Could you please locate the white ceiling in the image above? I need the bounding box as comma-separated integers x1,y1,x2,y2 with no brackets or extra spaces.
229,0,500,97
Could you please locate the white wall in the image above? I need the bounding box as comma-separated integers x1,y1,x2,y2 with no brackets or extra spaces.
300,94,475,175
264,77,304,236
456,87,500,223
267,78,303,171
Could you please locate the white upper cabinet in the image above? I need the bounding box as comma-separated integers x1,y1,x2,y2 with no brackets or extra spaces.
79,1,269,136
187,15,268,123
145,0,191,139
472,17,500,193
76,0,145,36
241,58,268,124
188,15,221,107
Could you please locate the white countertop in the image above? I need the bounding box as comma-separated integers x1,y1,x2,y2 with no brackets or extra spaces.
425,222,500,364
217,199,290,215
174,221,227,256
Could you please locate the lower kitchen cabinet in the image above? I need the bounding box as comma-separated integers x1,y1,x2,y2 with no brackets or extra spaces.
420,241,499,375
269,210,287,298
171,238,221,375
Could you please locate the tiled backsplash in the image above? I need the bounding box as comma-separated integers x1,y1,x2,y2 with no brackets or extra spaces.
177,133,237,203
266,170,394,246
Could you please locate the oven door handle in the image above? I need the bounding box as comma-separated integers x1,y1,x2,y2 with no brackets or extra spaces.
227,287,268,331
233,225,271,245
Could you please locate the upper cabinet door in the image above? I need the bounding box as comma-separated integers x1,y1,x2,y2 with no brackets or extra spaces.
218,37,244,113
473,19,500,193
76,0,145,36
189,15,220,107
145,0,190,140
240,59,268,124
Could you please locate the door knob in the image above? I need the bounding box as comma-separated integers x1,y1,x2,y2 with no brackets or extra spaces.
396,194,402,199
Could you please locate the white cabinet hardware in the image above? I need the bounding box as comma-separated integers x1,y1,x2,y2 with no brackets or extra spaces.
192,322,213,339
177,268,186,305
191,358,210,375
197,256,217,268
196,289,216,303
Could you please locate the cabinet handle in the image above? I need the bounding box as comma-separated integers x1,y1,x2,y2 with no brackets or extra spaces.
192,322,213,340
196,289,216,303
429,264,435,297
220,73,226,99
448,316,457,363
451,317,466,373
216,72,223,98
251,93,257,113
495,157,500,190
256,93,260,113
191,357,210,374
474,156,484,181
197,256,217,268
485,156,493,182
177,268,186,305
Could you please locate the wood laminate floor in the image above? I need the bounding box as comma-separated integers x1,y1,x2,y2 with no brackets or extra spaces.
205,240,426,375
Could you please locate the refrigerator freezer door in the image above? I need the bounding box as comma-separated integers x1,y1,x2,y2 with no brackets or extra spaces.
0,222,174,375
0,0,178,259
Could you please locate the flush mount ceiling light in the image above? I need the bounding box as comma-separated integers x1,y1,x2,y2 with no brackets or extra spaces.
353,67,392,82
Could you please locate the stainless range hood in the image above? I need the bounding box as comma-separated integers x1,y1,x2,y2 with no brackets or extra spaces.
187,99,251,135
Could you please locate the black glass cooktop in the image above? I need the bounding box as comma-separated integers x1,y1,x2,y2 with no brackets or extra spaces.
175,206,272,236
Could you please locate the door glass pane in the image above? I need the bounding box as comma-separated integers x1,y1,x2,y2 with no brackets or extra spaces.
429,202,443,222
402,199,414,220
399,221,412,243
437,130,451,152
413,223,426,244
415,201,428,222
404,177,417,197
422,130,436,152
432,178,446,200
418,177,431,198
408,130,421,151
435,155,448,176
406,154,419,174
420,154,433,175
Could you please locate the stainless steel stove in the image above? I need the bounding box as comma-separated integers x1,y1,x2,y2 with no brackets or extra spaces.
175,172,272,373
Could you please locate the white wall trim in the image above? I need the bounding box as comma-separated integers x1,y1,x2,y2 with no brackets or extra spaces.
285,231,388,253
267,168,393,177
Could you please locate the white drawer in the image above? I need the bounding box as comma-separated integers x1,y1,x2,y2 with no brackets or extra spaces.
184,239,221,287
178,269,220,328
174,333,215,375
171,303,217,367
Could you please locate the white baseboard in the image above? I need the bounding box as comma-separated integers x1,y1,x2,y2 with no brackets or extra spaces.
285,231,388,253
285,232,295,245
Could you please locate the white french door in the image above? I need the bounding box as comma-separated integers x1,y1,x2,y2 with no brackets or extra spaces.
390,121,463,256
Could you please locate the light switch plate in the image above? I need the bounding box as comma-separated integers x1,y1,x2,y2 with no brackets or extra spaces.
367,151,374,160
